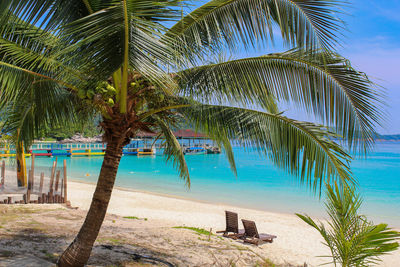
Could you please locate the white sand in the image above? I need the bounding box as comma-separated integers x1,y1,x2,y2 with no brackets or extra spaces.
1,167,399,266
67,180,400,267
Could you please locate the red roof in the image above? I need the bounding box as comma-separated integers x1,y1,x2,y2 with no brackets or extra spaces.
173,129,207,138
135,129,207,138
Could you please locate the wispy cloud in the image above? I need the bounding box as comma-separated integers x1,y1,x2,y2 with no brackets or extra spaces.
342,38,400,86
374,3,400,23
340,36,400,134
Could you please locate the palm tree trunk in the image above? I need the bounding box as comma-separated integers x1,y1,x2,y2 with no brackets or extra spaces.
57,135,125,267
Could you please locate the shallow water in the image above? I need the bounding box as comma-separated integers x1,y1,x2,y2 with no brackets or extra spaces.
14,142,400,227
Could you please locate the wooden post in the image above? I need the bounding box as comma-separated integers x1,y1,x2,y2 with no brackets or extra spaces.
0,160,4,187
30,169,35,192
49,159,57,194
55,170,61,192
26,169,32,203
42,193,46,204
39,172,44,194
31,155,35,188
7,197,12,204
60,178,64,198
63,159,67,203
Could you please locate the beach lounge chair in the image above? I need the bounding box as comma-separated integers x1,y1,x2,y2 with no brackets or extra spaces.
216,211,245,239
241,219,277,245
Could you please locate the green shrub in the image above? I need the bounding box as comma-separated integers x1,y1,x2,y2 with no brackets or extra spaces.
297,183,400,266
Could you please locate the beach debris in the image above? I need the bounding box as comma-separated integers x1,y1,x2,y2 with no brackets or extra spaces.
65,200,78,210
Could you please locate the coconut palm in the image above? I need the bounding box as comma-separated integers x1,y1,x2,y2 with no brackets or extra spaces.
297,183,400,266
0,0,384,266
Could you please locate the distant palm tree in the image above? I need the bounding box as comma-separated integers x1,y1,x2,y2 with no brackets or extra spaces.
297,183,400,266
0,1,385,266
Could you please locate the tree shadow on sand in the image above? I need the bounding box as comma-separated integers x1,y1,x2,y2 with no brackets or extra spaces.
0,228,176,266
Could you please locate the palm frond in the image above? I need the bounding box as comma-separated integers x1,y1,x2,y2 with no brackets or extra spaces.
297,184,400,266
0,0,91,32
2,82,82,148
180,103,353,192
156,118,190,187
166,0,346,57
55,4,176,90
179,49,385,153
0,16,86,92
126,0,181,22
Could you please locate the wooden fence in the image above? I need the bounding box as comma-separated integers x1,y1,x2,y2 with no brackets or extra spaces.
0,157,68,204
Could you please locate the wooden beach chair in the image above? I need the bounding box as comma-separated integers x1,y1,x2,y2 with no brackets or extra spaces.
216,211,245,239
241,219,277,245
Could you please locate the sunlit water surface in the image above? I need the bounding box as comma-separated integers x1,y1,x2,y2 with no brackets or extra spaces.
17,142,400,227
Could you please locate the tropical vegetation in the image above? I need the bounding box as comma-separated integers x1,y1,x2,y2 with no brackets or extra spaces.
0,0,385,266
297,184,400,266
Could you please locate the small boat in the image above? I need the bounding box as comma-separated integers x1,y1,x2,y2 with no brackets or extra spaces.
123,148,139,155
183,146,206,155
206,147,221,154
138,148,155,156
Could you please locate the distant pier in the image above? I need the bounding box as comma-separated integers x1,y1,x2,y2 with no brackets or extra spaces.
0,129,221,158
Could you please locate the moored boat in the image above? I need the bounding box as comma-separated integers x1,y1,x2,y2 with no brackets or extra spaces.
183,146,206,155
206,147,221,154
123,148,139,155
138,147,156,156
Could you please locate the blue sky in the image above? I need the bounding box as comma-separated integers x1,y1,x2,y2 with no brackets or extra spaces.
285,0,400,134
196,0,400,134
340,0,400,134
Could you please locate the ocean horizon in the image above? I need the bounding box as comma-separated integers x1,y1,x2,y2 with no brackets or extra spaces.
13,141,400,228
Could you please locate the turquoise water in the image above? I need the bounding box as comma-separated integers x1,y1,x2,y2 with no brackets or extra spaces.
23,142,400,227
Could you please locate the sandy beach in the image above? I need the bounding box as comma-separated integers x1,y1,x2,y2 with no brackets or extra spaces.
1,169,399,266
65,180,399,266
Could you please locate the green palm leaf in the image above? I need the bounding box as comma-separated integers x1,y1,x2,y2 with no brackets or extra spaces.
180,103,353,192
56,3,176,90
297,184,400,266
2,83,82,148
167,0,345,55
179,49,384,153
156,118,190,186
1,0,90,31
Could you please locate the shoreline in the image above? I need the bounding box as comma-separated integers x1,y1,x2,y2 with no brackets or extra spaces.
69,178,304,219
69,176,400,228
69,178,400,229
66,179,400,267
2,170,399,266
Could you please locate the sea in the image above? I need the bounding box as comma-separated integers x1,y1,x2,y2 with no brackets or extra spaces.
16,142,400,227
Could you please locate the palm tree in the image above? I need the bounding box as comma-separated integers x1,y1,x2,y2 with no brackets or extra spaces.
297,183,400,266
0,1,384,266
